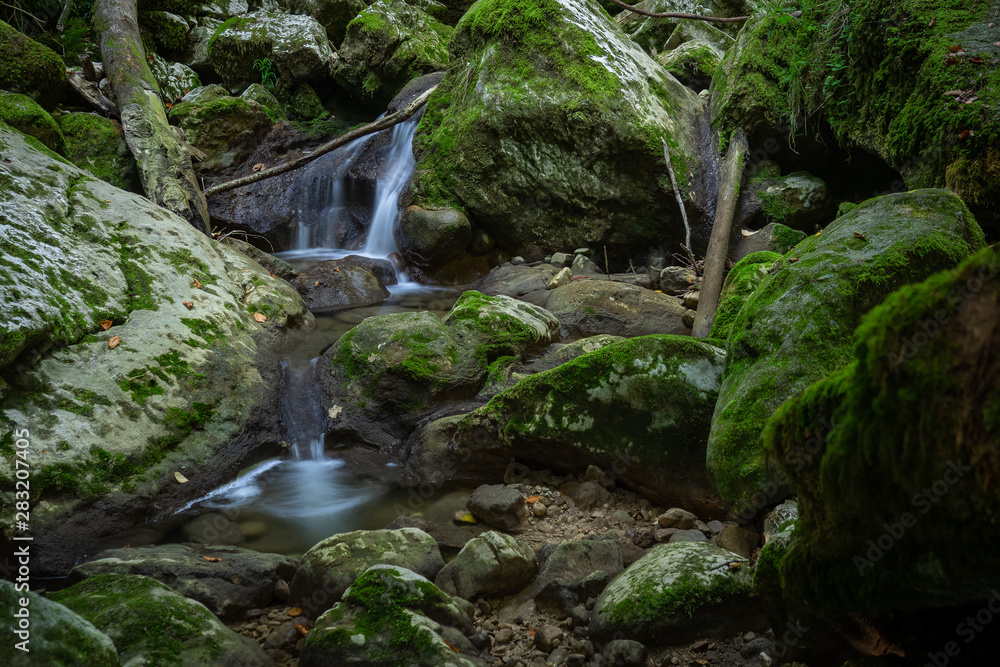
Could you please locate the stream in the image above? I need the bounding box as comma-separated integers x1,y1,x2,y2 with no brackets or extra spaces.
171,113,472,556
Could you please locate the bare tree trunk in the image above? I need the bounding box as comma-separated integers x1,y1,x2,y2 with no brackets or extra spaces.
692,130,748,338
93,0,210,234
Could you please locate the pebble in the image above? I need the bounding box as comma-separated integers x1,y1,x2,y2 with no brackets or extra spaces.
533,502,547,517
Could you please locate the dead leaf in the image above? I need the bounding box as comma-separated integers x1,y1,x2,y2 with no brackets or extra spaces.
969,56,986,65
853,232,868,241
295,624,310,636
314,281,320,287
443,639,461,654
948,45,965,53
946,58,959,66
174,471,189,484
530,629,537,637
525,495,541,503
183,301,194,309
787,257,799,263
270,273,277,278
108,335,121,349
99,320,113,330
333,267,340,273
253,312,267,323
944,90,965,96
454,512,477,524
990,22,996,27
202,556,221,562
192,278,202,289
252,162,267,172
959,129,974,140
287,607,303,617
124,544,130,548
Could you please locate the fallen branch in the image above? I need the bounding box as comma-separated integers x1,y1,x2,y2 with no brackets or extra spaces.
67,70,119,118
662,137,696,269
691,130,748,338
204,85,438,198
608,0,801,23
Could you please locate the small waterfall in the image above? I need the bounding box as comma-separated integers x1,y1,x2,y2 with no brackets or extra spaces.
362,117,420,257
295,134,371,251
279,359,327,461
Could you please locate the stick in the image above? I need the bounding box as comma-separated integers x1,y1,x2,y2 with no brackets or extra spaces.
57,0,75,32
604,245,610,280
608,0,801,22
662,137,696,269
691,130,749,338
203,85,438,197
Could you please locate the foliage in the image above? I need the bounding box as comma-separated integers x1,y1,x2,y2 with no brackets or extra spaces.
252,57,277,91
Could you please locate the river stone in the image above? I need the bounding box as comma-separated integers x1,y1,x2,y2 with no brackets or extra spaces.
603,639,647,667
70,543,298,619
387,515,477,550
51,574,268,665
0,90,64,153
590,542,763,643
291,258,392,310
289,527,444,618
0,21,66,110
301,565,482,667
531,280,689,339
332,0,453,105
220,236,296,279
472,263,560,298
179,19,222,78
209,12,334,92
0,580,118,667
168,95,273,171
397,205,473,267
409,335,726,516
707,189,985,519
435,531,537,600
0,125,311,575
410,0,714,263
533,536,624,617
466,483,526,530
443,290,561,358
716,525,758,558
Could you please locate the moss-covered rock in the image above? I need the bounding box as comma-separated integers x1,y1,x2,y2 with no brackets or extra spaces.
766,243,1000,612
148,53,202,104
239,82,285,119
169,95,272,169
409,0,712,263
289,528,445,618
332,0,453,106
408,335,727,515
141,10,191,53
655,39,724,90
616,1,737,56
707,189,985,519
56,112,138,191
301,565,482,667
0,21,67,110
740,170,837,233
442,290,560,360
709,250,780,340
397,205,473,268
0,124,311,575
208,12,334,93
0,580,118,667
434,530,537,600
289,0,369,46
0,91,64,153
50,574,268,665
590,541,763,643
289,82,326,120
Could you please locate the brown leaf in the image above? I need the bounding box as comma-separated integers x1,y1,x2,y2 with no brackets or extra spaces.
969,56,986,65
192,278,202,289
948,44,965,52
333,267,340,273
183,301,194,309
853,232,868,241
959,129,974,140
174,471,189,483
295,624,310,636
787,257,799,263
99,320,113,330
253,312,267,323
314,281,320,287
443,639,461,654
287,607,303,617
525,495,541,503
944,90,965,96
108,335,121,349
946,58,959,66
252,162,267,173
202,556,221,562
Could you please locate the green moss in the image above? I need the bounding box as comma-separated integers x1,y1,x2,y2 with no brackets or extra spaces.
0,21,67,111
37,446,142,498
57,113,135,190
180,318,227,347
0,91,65,154
771,223,806,254
710,250,781,340
162,248,218,285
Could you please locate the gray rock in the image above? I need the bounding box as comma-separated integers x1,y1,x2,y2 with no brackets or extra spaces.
538,280,689,338
669,529,708,543
70,543,298,619
289,528,444,617
716,525,758,558
435,531,537,600
659,266,698,294
603,639,647,666
291,257,393,310
762,499,798,543
221,236,296,279
386,515,477,550
550,252,572,267
564,481,609,510
549,267,573,289
535,624,563,652
571,254,603,276
466,484,527,530
534,537,622,617
288,0,366,45
657,508,698,529
398,205,473,268
472,263,560,297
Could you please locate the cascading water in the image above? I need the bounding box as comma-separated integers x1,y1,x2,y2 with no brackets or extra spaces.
362,117,420,257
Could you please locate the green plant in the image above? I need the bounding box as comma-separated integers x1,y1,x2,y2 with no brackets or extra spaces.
252,57,277,91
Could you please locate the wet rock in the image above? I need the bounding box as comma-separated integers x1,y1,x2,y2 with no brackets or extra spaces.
466,484,527,530
434,531,537,600
0,22,66,110
534,537,623,617
169,95,273,171
603,639,647,666
398,205,473,267
762,499,798,543
716,525,758,558
709,251,781,340
669,529,708,543
386,515,477,550
291,257,393,310
659,266,698,294
657,508,697,529
220,237,297,280
472,263,560,298
0,90,64,153
535,624,563,653
549,267,573,289
737,171,837,234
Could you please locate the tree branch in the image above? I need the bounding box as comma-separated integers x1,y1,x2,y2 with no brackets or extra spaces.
608,0,801,23
661,136,696,269
204,85,438,198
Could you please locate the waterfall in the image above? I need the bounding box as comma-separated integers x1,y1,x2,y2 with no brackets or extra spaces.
279,359,327,461
362,117,420,257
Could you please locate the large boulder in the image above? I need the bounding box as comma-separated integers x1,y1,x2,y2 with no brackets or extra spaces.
533,536,624,616
590,541,763,643
766,243,1000,613
208,12,334,93
707,189,985,519
149,53,202,104
50,574,268,665
169,95,274,170
409,0,714,263
616,0,736,56
0,580,118,667
301,565,483,667
289,0,367,46
56,112,138,191
289,528,445,617
434,531,537,600
291,257,394,310
0,21,66,110
0,124,312,575
0,91,64,153
318,290,558,448
407,335,727,516
709,250,780,340
332,0,453,106
70,543,298,619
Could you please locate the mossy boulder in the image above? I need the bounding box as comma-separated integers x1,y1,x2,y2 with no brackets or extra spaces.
142,10,192,53
318,291,559,448
0,91,64,153
332,0,453,106
289,528,445,618
0,21,66,110
208,12,334,93
655,39,724,90
301,565,482,667
410,0,712,263
149,53,202,104
590,541,763,643
289,82,326,120
56,112,138,191
616,1,735,56
169,95,273,170
289,0,369,46
766,243,1000,613
739,170,836,233
434,531,537,600
0,125,311,575
408,335,727,515
709,250,780,340
706,189,985,519
50,574,268,665
239,82,284,118
0,580,118,667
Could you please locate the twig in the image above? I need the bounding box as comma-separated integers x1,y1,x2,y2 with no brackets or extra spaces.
1,2,47,31
607,0,801,22
203,85,437,197
604,246,610,280
662,137,697,270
